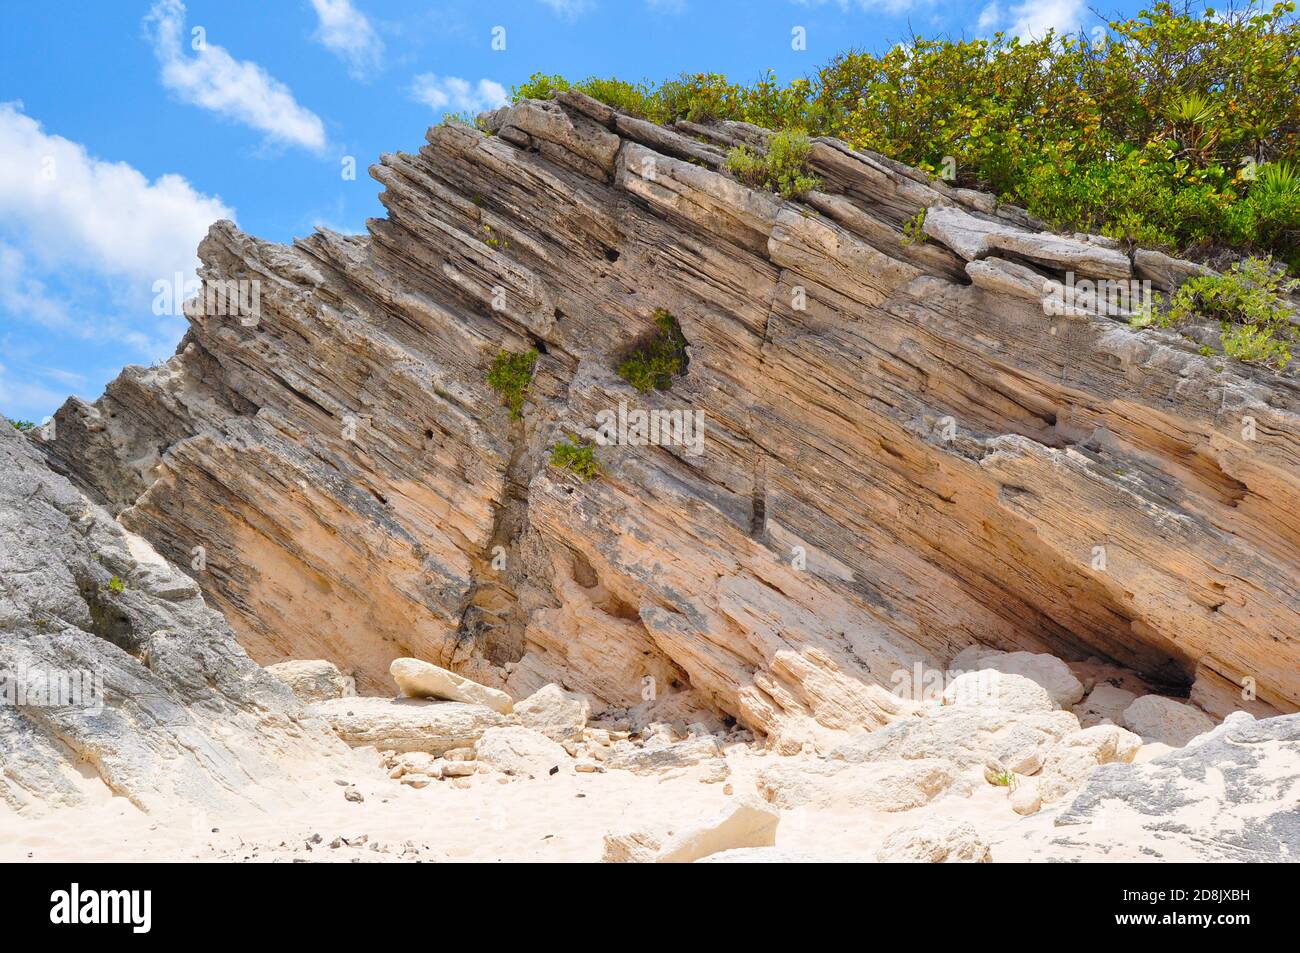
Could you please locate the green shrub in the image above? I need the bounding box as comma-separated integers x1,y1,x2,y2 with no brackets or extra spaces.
1232,161,1300,270
550,435,600,480
441,111,492,132
7,418,35,432
617,309,689,392
725,129,822,200
657,72,743,124
485,348,539,418
512,72,571,101
575,78,660,119
1147,256,1298,369
516,4,1300,269
511,73,661,120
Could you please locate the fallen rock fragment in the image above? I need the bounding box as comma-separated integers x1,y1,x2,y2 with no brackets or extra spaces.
1009,778,1042,816
756,757,962,811
514,684,591,742
391,658,514,714
474,726,570,777
942,670,1058,713
603,733,727,776
602,798,779,863
830,706,1077,770
1120,695,1216,747
1036,724,1143,803
265,659,357,704
306,697,509,755
875,820,992,863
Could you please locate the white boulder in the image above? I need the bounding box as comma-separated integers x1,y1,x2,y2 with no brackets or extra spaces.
306,696,508,754
978,652,1084,707
514,683,591,742
474,726,570,777
1121,695,1216,747
390,657,513,714
942,670,1057,713
1037,723,1143,803
264,659,356,703
602,798,779,863
756,757,962,811
875,820,992,863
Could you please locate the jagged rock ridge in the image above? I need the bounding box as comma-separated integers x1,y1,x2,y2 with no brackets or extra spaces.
39,92,1300,752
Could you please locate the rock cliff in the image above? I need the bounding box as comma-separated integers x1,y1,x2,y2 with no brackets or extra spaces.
0,423,343,815
38,93,1300,753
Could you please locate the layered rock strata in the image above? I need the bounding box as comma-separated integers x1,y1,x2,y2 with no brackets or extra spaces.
38,92,1300,752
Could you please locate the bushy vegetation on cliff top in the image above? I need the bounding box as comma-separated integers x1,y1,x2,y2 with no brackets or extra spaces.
513,2,1300,271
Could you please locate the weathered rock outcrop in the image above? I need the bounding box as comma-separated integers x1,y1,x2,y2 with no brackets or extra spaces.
0,424,343,815
38,92,1300,753
1055,711,1300,861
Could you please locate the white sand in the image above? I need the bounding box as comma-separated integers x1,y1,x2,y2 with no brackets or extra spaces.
0,743,1199,863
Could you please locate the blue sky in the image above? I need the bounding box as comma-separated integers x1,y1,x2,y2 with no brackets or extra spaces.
0,0,1146,422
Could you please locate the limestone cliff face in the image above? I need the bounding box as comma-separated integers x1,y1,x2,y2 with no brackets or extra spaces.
0,423,343,814
41,93,1300,752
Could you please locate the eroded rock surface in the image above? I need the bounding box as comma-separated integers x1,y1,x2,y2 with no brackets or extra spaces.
0,424,343,814
875,819,993,863
1120,694,1217,746
1055,712,1300,861
265,659,357,703
38,93,1299,753
305,696,508,754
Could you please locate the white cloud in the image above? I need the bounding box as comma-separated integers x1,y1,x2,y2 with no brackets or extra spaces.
144,0,328,152
539,0,596,18
1005,0,1085,39
410,74,508,114
0,103,232,287
977,2,1002,30
309,0,384,78
0,103,232,418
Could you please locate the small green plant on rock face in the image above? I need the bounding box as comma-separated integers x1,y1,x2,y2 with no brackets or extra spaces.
481,223,509,250
725,129,821,200
485,348,539,418
1134,256,1298,370
617,309,688,393
107,575,125,596
7,418,35,432
901,209,928,246
550,434,600,480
